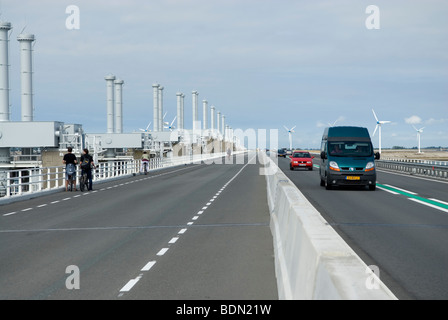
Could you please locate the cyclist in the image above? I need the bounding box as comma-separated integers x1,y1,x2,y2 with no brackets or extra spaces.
227,147,232,161
141,151,150,174
63,147,77,191
80,148,95,191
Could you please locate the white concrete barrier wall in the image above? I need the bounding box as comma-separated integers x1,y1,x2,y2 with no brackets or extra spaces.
261,152,397,300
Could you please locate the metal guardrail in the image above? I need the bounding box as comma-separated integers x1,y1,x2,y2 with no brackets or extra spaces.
380,157,448,167
0,152,232,200
376,159,448,179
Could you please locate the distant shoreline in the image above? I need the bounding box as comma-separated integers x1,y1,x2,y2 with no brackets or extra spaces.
376,149,448,161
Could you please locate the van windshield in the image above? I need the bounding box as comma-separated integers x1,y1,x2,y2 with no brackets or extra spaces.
329,141,373,157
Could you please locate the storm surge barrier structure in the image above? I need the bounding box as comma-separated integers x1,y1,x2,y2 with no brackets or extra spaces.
0,152,232,203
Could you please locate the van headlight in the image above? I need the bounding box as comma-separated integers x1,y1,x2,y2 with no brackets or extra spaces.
329,161,340,172
365,162,375,172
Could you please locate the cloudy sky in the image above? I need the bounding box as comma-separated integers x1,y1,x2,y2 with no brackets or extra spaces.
1,0,447,149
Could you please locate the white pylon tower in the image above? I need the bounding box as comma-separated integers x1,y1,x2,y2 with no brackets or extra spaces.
17,33,36,122
0,22,12,122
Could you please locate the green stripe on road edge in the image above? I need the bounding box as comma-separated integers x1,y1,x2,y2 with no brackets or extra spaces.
377,183,448,211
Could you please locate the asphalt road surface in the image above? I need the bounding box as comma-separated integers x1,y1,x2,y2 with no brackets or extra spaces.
277,155,448,300
0,152,278,300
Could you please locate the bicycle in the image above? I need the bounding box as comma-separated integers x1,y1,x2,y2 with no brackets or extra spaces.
142,161,149,175
66,163,76,192
79,170,89,192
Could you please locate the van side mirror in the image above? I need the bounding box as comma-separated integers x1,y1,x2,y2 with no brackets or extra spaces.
375,152,381,160
320,151,327,159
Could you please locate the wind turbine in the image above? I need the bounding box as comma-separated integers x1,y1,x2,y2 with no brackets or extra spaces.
412,125,425,154
164,116,177,131
283,125,296,150
139,122,152,132
328,116,344,127
372,109,391,154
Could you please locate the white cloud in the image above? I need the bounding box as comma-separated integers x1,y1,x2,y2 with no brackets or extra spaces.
425,118,448,125
405,115,422,125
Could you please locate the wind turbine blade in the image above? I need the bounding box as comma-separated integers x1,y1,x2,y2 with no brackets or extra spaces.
283,125,289,132
380,121,391,124
163,112,167,119
373,124,378,137
146,122,152,130
372,109,379,122
171,116,177,126
291,126,296,131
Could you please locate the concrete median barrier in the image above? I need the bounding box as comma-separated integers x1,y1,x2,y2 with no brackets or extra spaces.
261,152,397,300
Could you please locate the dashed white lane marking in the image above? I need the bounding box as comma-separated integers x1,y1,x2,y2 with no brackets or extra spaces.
156,248,169,256
168,237,179,244
3,164,198,219
376,185,399,195
120,275,143,292
383,184,417,195
141,261,156,271
117,153,255,297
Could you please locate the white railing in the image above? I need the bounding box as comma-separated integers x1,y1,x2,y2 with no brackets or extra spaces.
0,152,234,200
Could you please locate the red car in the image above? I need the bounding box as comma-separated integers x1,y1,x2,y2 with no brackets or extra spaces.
289,150,314,171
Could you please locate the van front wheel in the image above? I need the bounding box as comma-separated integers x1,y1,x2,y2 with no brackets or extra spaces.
325,178,332,190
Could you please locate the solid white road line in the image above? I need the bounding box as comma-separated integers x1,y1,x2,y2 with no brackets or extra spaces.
409,198,448,214
429,198,448,206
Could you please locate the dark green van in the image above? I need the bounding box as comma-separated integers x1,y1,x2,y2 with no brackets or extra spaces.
319,126,380,190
